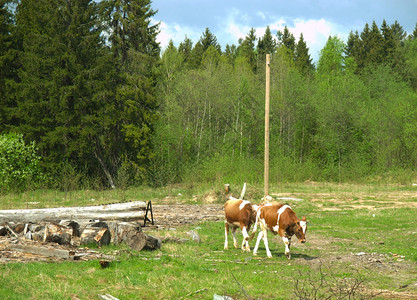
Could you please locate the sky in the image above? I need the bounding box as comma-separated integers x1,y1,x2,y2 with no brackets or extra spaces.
151,0,417,63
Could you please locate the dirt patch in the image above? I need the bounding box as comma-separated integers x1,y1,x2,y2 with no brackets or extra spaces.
148,204,224,229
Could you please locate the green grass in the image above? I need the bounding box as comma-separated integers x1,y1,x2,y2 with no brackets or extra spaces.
1,182,417,299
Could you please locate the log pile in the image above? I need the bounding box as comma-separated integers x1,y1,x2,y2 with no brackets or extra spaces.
0,219,160,251
0,201,160,261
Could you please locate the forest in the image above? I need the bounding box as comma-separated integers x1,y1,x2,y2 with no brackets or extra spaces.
1,0,417,193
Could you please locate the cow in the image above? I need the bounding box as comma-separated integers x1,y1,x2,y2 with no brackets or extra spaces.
249,203,307,259
224,196,258,252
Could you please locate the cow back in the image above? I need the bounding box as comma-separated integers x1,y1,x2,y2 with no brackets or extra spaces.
224,198,254,226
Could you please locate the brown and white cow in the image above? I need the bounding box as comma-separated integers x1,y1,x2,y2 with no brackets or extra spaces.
250,203,307,259
224,196,258,252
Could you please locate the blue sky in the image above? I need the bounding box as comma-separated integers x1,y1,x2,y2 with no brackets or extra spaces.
151,0,417,62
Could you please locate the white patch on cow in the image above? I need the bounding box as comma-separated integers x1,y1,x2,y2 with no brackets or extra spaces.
239,200,250,210
277,205,290,216
300,221,307,234
264,203,272,207
273,205,291,233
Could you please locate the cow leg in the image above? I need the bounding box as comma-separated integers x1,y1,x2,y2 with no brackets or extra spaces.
232,227,238,248
262,227,272,258
224,222,229,250
241,226,250,252
282,236,291,259
253,230,263,256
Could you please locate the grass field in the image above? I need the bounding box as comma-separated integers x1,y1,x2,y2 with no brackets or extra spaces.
1,182,417,299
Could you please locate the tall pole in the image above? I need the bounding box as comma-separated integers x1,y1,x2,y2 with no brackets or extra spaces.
264,54,270,198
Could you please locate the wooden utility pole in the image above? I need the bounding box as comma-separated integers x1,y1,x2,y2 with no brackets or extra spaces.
264,54,271,197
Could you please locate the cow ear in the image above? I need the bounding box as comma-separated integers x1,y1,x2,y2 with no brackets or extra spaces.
301,216,306,222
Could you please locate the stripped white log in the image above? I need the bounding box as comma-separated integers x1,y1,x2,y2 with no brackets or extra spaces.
0,201,147,223
239,182,247,199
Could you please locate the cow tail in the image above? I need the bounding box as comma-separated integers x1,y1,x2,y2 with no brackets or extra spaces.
249,207,260,241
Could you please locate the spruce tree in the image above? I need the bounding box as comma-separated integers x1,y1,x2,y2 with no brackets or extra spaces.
367,21,384,65
98,0,160,187
223,44,237,65
277,26,295,56
199,27,221,53
178,35,193,66
188,40,204,69
237,28,257,71
14,0,65,155
0,0,19,133
345,30,362,72
412,23,417,39
15,0,105,179
294,33,314,75
257,26,276,62
357,23,371,70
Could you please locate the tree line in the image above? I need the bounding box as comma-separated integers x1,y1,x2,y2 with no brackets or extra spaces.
1,0,417,192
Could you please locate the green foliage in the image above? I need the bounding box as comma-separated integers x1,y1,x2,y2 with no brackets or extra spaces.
1,6,417,191
0,133,44,193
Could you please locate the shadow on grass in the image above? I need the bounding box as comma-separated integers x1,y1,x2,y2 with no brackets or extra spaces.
255,247,319,261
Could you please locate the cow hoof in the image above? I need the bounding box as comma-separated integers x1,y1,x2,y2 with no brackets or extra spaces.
286,254,291,260
267,255,272,258
253,252,258,256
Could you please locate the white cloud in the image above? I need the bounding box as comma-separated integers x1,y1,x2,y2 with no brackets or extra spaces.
155,11,350,62
155,20,201,50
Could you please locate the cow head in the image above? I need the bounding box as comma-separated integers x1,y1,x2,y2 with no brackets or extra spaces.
295,216,308,243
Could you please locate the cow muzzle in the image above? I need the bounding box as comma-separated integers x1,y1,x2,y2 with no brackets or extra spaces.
300,239,306,244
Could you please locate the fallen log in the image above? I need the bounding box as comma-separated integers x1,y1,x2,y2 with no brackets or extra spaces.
0,201,147,223
9,244,74,259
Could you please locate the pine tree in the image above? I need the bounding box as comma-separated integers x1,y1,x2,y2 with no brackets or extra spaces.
294,33,314,75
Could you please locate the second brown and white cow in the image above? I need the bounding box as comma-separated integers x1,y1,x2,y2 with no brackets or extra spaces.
250,203,307,259
224,197,258,252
